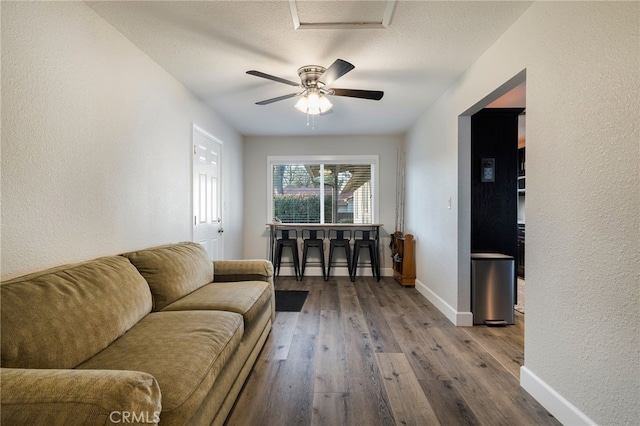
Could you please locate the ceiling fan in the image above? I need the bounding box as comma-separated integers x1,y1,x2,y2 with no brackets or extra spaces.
246,59,383,116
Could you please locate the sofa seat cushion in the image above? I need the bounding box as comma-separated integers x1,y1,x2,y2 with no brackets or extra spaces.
123,242,214,311
77,310,243,425
161,281,271,328
1,256,152,369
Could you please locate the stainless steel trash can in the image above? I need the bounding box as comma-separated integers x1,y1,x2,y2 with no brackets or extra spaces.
471,253,515,325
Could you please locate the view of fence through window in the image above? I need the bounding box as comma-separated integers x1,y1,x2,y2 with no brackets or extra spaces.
272,163,372,224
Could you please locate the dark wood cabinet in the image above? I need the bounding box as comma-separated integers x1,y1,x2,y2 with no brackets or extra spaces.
390,232,415,287
518,148,526,194
517,224,525,278
517,147,525,278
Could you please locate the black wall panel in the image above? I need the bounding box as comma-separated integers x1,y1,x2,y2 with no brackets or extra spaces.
471,108,523,258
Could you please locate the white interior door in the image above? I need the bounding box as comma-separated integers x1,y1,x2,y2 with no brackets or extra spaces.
192,125,223,260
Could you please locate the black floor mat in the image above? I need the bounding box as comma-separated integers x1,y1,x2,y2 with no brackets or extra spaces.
274,290,309,312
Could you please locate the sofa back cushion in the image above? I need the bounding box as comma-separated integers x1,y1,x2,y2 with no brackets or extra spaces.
123,242,213,311
1,256,152,369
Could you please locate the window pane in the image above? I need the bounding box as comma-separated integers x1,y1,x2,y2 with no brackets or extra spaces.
198,173,207,223
323,164,371,224
211,176,218,222
271,161,373,224
272,164,321,223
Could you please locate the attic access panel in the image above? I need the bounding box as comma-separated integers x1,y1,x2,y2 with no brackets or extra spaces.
290,0,397,29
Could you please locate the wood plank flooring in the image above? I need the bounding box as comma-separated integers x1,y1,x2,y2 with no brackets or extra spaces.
225,276,558,426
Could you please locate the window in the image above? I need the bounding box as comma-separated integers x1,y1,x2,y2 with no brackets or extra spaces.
268,155,378,224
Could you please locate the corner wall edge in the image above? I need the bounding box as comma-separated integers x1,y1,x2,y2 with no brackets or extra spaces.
415,279,473,326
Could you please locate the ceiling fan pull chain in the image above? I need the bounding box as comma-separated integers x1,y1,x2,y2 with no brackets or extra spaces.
310,112,316,130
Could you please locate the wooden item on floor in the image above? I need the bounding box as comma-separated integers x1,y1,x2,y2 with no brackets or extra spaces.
390,231,416,287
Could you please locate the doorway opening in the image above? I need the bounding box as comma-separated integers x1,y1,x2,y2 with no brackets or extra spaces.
458,70,526,377
458,69,526,371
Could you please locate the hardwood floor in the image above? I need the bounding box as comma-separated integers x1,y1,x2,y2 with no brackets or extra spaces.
225,276,558,426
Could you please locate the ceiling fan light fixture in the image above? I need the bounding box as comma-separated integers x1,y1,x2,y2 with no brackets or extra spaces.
248,59,382,124
295,89,333,115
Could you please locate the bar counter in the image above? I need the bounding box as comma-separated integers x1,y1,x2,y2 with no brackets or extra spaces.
266,223,383,281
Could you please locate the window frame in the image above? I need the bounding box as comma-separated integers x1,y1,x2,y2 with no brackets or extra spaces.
267,155,379,224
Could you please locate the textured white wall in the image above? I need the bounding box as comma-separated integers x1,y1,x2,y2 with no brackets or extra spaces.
405,2,639,425
243,135,400,273
1,2,244,280
405,101,460,311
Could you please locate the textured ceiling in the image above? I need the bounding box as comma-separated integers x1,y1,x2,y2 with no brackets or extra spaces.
87,1,532,136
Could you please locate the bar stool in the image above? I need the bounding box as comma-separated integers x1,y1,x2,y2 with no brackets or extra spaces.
351,229,379,281
300,229,326,280
326,229,352,281
274,228,300,280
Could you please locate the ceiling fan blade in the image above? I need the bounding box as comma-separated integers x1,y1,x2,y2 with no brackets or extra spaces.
247,70,300,87
330,88,384,101
320,59,354,86
255,92,299,105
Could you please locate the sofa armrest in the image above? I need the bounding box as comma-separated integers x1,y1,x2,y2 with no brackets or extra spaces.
213,259,273,283
1,368,161,425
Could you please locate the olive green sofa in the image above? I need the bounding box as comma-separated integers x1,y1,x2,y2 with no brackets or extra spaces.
1,242,274,425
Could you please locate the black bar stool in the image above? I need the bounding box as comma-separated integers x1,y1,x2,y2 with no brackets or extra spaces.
274,228,300,280
300,229,326,280
351,229,379,281
327,229,352,281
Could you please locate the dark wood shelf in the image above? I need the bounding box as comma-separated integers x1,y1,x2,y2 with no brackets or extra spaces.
390,232,415,287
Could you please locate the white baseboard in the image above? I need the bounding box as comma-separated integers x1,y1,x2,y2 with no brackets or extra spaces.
381,267,393,277
520,366,596,426
415,279,473,326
